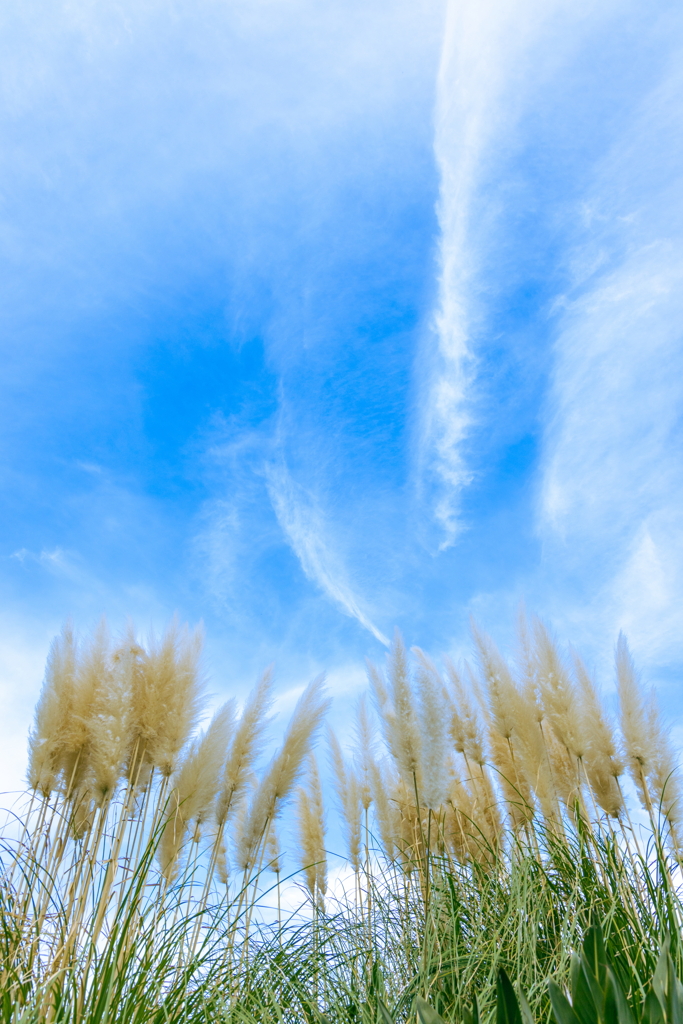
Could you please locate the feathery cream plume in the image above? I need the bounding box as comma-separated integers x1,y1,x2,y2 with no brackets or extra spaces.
369,758,398,863
328,728,362,872
353,695,374,812
466,639,537,828
446,769,483,865
369,633,422,788
215,837,229,886
130,618,205,780
503,683,561,828
647,708,683,858
296,754,327,910
88,630,139,804
545,726,582,825
366,659,389,713
412,648,450,809
215,669,273,827
617,636,683,848
462,755,502,861
515,610,547,738
27,622,78,797
572,652,623,818
471,623,521,744
615,633,658,814
392,774,422,870
266,823,282,874
228,773,257,876
470,621,557,826
534,619,588,761
236,676,330,873
445,659,487,765
517,606,538,695
158,701,233,879
486,728,534,829
60,618,112,800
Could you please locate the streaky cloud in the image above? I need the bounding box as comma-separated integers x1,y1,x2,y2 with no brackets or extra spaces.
540,55,683,662
265,462,389,646
424,0,612,549
541,243,683,660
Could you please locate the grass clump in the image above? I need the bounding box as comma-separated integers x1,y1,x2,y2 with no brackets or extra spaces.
1,612,682,1022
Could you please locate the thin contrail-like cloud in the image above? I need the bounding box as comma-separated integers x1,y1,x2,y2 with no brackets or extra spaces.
266,462,390,646
424,0,586,548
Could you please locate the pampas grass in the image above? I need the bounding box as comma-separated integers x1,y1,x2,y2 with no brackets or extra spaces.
328,729,362,873
370,634,422,788
235,675,330,873
159,700,234,879
215,670,272,829
4,613,683,1024
130,618,205,782
296,754,327,911
27,620,78,797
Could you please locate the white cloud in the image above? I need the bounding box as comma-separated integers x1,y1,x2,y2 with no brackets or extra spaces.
266,462,389,646
542,246,683,540
10,545,107,594
539,54,683,666
422,0,599,547
610,519,683,661
12,546,72,574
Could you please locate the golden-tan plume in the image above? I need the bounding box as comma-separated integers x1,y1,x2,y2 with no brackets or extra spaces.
130,617,205,781
159,700,234,879
27,621,78,798
236,675,330,873
328,728,362,872
296,753,327,911
215,668,273,827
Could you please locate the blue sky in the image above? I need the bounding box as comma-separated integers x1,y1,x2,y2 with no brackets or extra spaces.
1,0,683,792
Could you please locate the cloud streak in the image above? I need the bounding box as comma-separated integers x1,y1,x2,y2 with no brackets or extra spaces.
266,462,389,646
424,0,556,546
539,52,683,663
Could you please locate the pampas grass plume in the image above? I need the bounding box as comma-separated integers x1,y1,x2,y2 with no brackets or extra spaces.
60,618,112,800
236,675,330,872
27,621,78,797
445,658,487,766
266,823,282,874
572,651,623,817
296,753,327,910
133,618,205,780
471,622,520,744
615,632,657,813
412,648,449,809
88,631,138,803
328,728,362,872
159,700,234,877
354,695,374,812
534,619,587,761
215,669,273,827
370,632,422,786
446,771,481,865
370,758,398,863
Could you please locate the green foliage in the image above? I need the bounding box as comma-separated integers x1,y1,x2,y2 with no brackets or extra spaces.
546,925,683,1024
4,822,683,1023
411,924,683,1024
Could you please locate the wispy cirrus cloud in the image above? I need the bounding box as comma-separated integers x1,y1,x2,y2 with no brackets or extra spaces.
265,462,389,646
540,244,683,661
421,0,558,547
539,54,683,664
422,0,621,549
